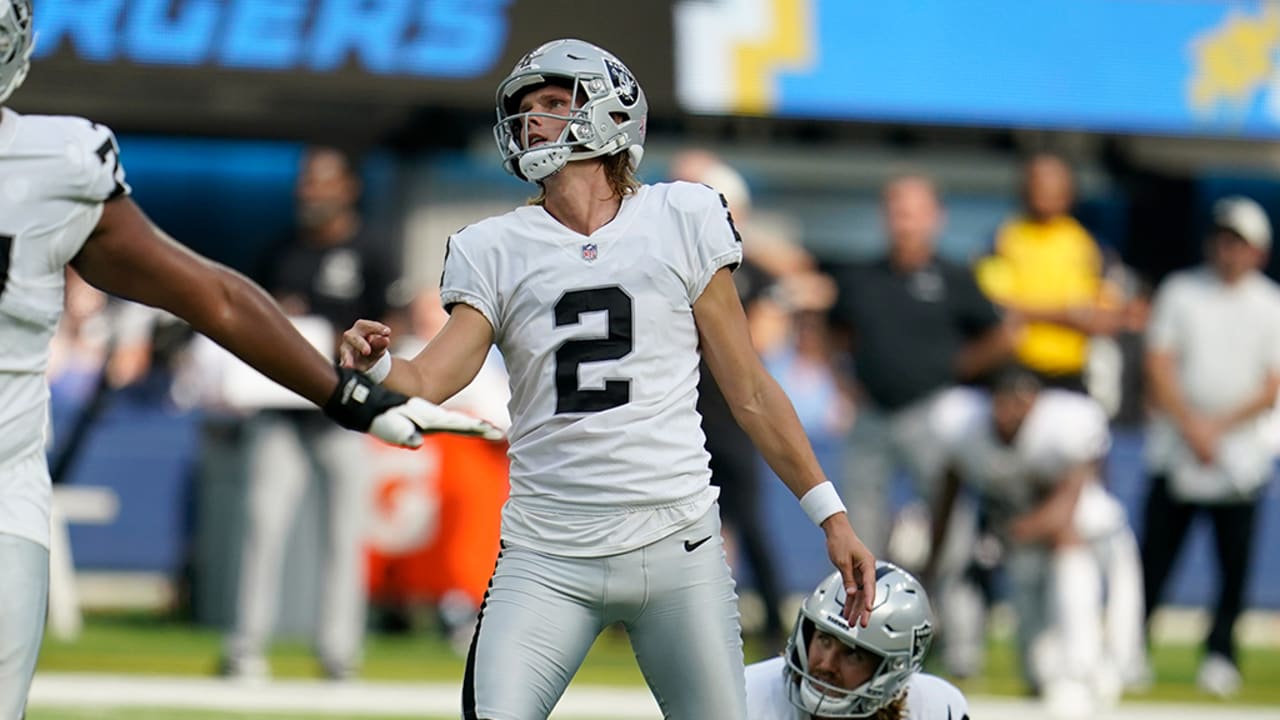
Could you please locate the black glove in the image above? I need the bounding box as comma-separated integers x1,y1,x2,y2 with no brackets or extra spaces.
323,367,503,447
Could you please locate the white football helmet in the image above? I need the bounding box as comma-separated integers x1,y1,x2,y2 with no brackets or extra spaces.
784,562,934,718
0,0,31,105
493,38,647,182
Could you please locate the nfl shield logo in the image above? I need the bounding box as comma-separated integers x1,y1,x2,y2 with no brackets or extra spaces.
581,243,598,262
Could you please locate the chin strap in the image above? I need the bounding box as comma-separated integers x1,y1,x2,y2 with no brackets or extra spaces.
518,145,572,181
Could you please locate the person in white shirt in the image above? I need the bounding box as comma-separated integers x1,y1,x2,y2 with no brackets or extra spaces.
926,366,1146,719
1141,196,1280,698
338,38,877,720
0,3,496,716
745,562,967,720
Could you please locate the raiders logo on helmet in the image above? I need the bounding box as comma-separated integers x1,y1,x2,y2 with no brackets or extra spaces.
604,57,639,107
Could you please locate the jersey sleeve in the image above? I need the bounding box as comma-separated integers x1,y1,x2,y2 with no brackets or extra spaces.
68,119,131,203
1033,393,1112,475
674,182,743,304
1145,272,1185,353
439,231,501,333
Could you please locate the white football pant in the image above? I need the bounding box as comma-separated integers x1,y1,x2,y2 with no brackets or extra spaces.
0,532,48,720
463,505,746,720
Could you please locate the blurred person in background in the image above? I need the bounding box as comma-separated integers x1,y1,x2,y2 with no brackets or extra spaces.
221,146,402,682
977,152,1119,392
366,287,511,654
0,2,491,714
670,148,789,653
824,174,1013,675
1140,196,1280,698
1085,256,1153,430
339,38,877,719
745,562,968,720
928,366,1146,719
827,173,1013,555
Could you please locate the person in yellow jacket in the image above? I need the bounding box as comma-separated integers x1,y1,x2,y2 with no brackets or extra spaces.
977,153,1121,390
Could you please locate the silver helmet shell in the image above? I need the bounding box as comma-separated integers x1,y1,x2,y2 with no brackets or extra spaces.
493,38,647,182
784,562,934,718
0,0,32,104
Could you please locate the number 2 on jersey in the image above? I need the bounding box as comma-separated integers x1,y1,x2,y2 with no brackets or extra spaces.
0,235,13,300
554,286,633,414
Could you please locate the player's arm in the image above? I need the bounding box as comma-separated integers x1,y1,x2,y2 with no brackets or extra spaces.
923,466,963,583
74,196,337,404
694,267,875,625
1008,462,1093,546
74,197,496,446
339,304,493,405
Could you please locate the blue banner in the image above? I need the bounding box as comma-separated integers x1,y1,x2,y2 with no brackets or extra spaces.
677,0,1280,138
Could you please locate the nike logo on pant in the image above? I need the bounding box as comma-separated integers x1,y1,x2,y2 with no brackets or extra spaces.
684,536,712,552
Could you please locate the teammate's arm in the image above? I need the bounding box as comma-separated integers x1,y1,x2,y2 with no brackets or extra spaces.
694,267,876,625
74,196,494,446
339,304,494,405
74,196,337,404
1008,463,1092,546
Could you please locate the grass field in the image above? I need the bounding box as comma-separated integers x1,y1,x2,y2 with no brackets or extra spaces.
27,612,1280,719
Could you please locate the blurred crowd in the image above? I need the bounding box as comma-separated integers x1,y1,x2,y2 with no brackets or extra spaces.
46,144,1280,716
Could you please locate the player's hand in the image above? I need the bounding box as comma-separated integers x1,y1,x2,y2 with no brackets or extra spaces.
339,319,393,373
323,368,504,448
821,513,876,627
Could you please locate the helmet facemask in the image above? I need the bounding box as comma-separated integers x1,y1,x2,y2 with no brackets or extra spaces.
0,0,33,105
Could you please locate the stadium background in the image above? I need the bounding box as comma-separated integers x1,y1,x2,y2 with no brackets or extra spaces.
14,0,1280,717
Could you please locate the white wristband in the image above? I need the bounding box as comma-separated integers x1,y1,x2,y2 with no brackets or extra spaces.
800,482,846,527
363,352,392,385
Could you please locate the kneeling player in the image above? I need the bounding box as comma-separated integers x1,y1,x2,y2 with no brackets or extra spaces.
746,562,968,719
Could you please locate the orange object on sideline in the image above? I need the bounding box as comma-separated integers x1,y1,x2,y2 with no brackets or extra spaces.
365,434,508,607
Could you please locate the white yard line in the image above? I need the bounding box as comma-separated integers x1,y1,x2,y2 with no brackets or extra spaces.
27,673,1280,719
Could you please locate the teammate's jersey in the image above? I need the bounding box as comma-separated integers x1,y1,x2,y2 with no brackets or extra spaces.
439,181,741,556
0,108,130,548
744,656,969,720
934,388,1121,534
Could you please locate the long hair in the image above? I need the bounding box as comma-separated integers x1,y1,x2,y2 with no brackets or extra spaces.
529,152,640,206
879,692,909,720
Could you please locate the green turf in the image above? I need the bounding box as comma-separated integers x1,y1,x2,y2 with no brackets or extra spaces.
31,612,1280,716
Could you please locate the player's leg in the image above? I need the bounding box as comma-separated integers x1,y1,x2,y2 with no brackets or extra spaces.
464,545,603,720
1006,545,1051,692
626,507,747,720
1098,527,1149,690
1206,499,1259,664
1048,542,1105,708
0,532,49,720
223,414,309,675
842,405,893,554
1138,473,1193,624
312,423,372,678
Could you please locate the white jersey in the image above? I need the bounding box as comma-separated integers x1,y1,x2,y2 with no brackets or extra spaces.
935,388,1125,537
439,181,741,556
744,657,969,720
0,108,130,548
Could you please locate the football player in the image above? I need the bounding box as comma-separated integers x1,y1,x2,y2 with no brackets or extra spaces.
339,38,876,719
0,2,498,716
746,562,968,719
926,366,1146,718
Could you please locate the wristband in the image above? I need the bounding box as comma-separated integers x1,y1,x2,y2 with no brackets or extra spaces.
364,352,392,384
800,481,847,527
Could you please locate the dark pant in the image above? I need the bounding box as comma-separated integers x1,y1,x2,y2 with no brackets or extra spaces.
1139,473,1259,662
